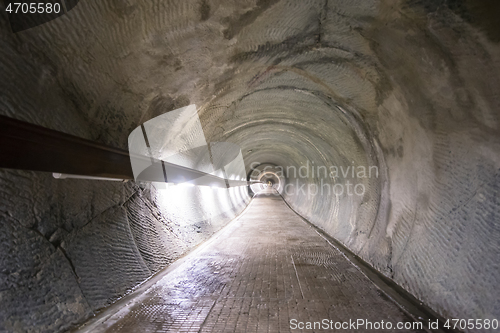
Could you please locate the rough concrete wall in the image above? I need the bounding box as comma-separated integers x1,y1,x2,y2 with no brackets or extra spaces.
1,0,499,332
208,3,500,327
0,170,249,332
190,0,500,325
0,9,251,332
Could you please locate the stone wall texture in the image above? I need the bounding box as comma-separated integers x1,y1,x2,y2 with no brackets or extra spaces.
1,0,499,332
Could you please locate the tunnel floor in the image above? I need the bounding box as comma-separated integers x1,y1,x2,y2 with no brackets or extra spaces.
78,190,423,333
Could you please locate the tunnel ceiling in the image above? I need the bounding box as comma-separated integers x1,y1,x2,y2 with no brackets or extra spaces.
1,0,500,326
3,0,498,149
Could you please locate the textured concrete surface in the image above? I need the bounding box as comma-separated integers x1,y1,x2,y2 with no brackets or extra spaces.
0,0,499,332
77,191,423,333
0,171,250,332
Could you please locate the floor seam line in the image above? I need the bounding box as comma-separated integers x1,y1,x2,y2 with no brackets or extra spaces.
197,299,217,333
290,255,304,299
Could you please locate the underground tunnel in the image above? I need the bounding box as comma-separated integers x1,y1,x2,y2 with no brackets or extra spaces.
0,0,499,332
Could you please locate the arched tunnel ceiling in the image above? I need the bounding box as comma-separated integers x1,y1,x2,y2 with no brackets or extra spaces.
4,0,498,149
1,0,500,329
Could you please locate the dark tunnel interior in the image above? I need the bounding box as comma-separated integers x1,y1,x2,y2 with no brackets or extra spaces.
0,0,499,332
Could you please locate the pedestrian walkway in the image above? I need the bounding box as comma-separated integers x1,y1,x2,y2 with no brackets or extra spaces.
78,190,423,332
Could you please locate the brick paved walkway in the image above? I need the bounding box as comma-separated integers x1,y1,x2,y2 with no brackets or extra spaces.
79,190,423,332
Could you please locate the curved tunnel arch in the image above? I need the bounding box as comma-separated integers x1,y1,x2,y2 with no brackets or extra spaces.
198,66,388,254
1,0,499,331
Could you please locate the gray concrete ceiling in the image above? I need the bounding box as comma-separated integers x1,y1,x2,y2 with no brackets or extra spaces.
1,0,499,330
